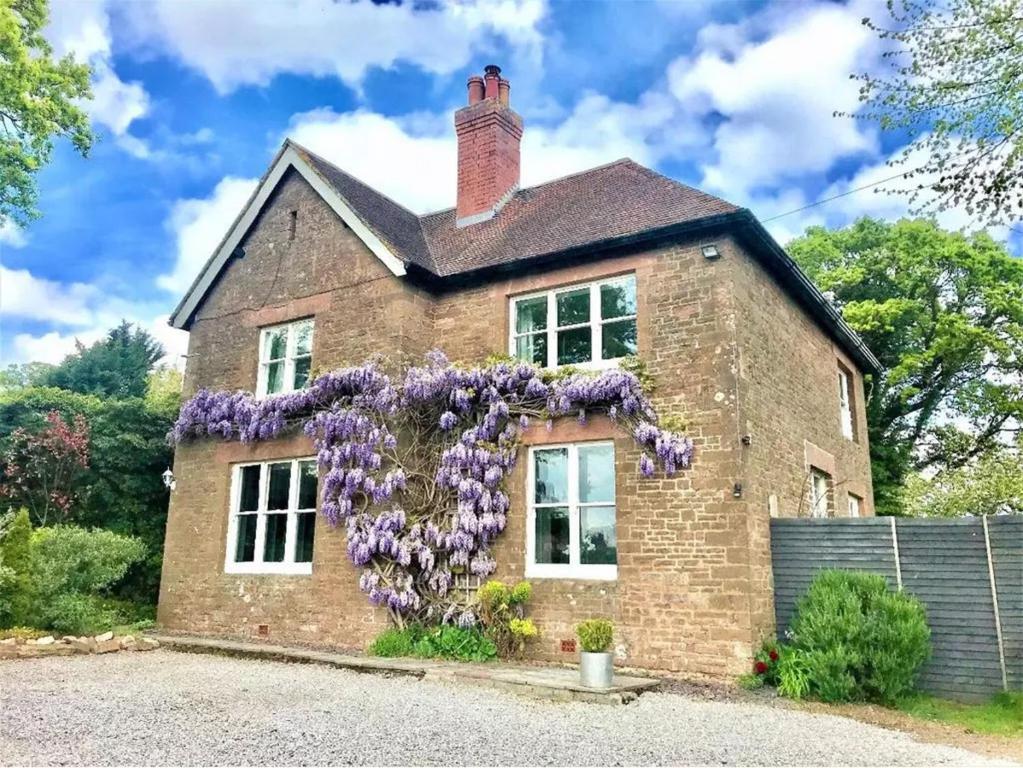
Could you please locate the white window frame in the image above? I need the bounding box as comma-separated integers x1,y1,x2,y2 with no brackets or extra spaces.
838,367,854,440
526,441,617,580
848,493,862,518
508,275,637,370
225,458,317,575
256,318,314,397
810,469,830,519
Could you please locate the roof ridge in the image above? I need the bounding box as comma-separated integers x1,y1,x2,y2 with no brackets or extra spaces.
630,162,738,209
417,158,635,220
286,139,423,219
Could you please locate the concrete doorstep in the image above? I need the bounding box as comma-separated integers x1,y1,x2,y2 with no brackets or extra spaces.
149,634,659,705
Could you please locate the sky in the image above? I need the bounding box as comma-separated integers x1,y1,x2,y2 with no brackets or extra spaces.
1,0,1020,368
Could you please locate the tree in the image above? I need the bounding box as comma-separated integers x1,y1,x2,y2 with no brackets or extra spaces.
855,0,1023,223
0,410,90,526
902,442,1023,516
40,321,164,398
788,218,1023,515
0,385,179,604
0,0,94,227
0,362,55,391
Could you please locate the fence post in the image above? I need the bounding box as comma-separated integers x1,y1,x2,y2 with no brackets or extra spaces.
982,515,1009,692
889,516,903,591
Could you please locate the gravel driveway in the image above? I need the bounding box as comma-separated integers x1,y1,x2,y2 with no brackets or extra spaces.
0,651,1017,767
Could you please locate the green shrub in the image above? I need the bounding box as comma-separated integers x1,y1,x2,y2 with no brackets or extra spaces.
787,569,931,704
475,579,537,658
4,523,147,634
0,625,47,640
576,619,614,653
737,672,765,691
0,509,33,626
368,627,419,657
412,625,497,662
368,625,497,663
776,647,811,700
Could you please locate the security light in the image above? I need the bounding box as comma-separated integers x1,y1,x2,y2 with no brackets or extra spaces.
701,243,721,260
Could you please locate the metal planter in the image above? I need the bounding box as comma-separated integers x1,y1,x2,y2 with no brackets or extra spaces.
579,651,614,688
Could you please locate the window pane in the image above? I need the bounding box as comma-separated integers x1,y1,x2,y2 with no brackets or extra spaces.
535,507,570,564
267,462,291,510
294,321,314,355
534,449,568,503
556,288,590,327
296,512,316,562
266,361,285,394
578,444,615,503
515,333,547,366
263,513,287,562
601,318,637,359
298,461,318,509
515,297,547,333
263,327,287,360
600,276,636,319
557,327,592,365
580,505,617,565
811,472,829,518
234,514,257,562
238,465,261,512
294,355,311,389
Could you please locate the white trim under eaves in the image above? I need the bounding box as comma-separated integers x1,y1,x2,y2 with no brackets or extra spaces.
169,143,407,330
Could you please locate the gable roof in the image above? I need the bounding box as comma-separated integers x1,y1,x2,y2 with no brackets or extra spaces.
169,140,880,373
417,159,737,276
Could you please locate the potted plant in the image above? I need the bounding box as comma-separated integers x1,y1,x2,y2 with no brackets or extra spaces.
576,619,614,688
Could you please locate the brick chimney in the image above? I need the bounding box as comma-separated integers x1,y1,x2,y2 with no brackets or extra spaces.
455,65,522,227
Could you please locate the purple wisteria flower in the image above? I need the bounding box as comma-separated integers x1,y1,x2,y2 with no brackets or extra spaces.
171,351,692,622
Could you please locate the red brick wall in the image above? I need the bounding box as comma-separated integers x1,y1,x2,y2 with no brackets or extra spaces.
454,100,522,221
728,240,875,642
158,172,872,678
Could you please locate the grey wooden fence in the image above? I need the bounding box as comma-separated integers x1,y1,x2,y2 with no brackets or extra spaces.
770,516,1022,701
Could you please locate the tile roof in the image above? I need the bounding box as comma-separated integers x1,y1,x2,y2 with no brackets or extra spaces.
246,142,877,372
296,144,738,277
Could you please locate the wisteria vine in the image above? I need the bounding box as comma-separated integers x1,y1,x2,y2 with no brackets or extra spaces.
172,352,693,626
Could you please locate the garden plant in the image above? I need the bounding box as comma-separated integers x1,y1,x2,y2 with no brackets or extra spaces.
746,570,931,705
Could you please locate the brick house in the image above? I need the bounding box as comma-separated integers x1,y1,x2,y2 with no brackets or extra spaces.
159,65,878,679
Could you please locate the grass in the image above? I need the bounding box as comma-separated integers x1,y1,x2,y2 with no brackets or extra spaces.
896,692,1023,738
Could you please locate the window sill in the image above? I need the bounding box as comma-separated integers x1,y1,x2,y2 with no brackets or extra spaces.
224,562,313,576
525,564,618,581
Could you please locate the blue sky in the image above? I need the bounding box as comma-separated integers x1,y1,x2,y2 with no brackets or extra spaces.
1,0,1019,367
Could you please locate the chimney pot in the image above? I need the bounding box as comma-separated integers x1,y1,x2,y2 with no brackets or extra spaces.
483,64,501,100
467,76,484,105
498,78,510,107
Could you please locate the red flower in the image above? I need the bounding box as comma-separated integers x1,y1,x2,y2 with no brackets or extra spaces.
769,649,779,662
754,660,768,675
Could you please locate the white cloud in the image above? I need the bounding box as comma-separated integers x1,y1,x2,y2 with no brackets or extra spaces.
0,265,189,366
157,176,258,294
0,220,27,249
285,91,692,215
289,110,455,213
121,0,547,94
8,328,105,366
758,139,1017,245
667,0,882,200
7,316,188,368
47,0,150,139
0,266,99,326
